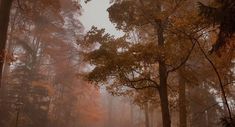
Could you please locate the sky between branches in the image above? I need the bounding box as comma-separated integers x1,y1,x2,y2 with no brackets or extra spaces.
80,0,124,37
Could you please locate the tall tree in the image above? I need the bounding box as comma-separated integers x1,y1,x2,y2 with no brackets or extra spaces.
80,1,206,127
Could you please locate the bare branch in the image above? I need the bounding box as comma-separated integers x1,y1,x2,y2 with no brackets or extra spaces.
124,83,158,90
173,28,233,120
192,36,233,121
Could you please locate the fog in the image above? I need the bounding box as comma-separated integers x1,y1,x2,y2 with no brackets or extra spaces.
0,0,235,127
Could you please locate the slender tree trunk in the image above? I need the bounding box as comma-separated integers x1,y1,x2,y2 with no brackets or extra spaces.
179,68,187,127
0,0,13,87
15,110,20,127
130,102,134,127
149,106,154,127
107,95,113,127
144,102,150,127
138,108,141,127
156,19,171,127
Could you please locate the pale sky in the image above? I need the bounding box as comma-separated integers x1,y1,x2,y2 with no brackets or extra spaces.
80,0,124,37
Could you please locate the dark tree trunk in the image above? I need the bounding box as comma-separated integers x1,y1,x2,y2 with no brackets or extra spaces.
0,0,13,87
159,64,171,127
156,19,171,127
179,68,187,127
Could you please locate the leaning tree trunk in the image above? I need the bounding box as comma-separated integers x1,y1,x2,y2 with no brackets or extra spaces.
0,0,13,87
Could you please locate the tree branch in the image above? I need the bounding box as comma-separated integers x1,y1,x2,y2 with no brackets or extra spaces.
174,28,233,120
192,36,233,121
124,83,158,90
167,41,196,73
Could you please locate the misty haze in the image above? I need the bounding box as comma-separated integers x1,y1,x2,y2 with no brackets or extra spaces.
0,0,235,127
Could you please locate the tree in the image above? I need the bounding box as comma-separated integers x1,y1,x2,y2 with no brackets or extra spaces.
79,0,235,126
198,1,235,124
198,0,235,53
80,11,197,127
79,0,213,126
0,1,96,127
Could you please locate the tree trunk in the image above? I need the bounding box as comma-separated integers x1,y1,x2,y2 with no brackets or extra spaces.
156,19,171,127
149,106,154,127
159,70,171,127
130,102,134,127
0,0,13,87
179,69,187,127
107,95,113,127
144,102,150,127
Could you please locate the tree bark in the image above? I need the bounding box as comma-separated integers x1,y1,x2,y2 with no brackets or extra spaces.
159,67,171,127
156,19,171,127
179,68,187,127
0,0,13,87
